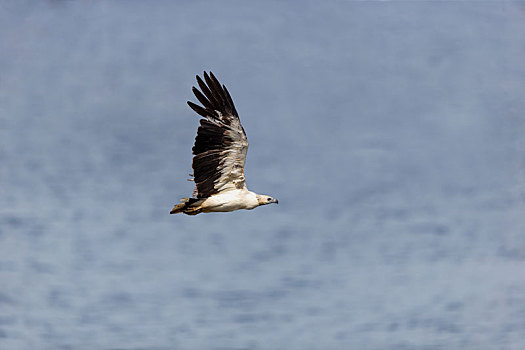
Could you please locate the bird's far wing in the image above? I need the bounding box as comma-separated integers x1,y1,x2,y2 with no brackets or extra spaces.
187,71,249,198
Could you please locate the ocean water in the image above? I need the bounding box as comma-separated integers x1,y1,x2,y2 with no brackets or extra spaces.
1,1,525,349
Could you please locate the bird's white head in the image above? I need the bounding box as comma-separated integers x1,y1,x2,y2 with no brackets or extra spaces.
256,194,279,206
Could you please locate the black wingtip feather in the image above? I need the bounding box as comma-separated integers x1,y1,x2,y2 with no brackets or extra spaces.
189,71,239,121
222,85,237,115
187,101,209,119
203,72,221,107
209,72,228,103
192,86,214,110
196,75,218,106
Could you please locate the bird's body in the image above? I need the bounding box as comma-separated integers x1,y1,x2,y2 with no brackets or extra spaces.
198,189,259,212
170,72,278,215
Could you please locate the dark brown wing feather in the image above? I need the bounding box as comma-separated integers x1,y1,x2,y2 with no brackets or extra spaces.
187,72,248,198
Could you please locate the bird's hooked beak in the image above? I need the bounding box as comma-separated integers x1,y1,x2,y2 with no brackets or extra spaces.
273,198,279,204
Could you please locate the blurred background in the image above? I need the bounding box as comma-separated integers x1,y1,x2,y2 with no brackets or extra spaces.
1,1,525,349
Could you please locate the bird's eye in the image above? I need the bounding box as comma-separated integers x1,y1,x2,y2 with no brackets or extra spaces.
267,198,272,202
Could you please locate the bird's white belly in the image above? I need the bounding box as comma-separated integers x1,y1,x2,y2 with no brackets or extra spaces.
201,190,258,212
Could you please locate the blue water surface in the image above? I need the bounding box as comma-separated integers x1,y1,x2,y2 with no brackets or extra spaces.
1,1,525,349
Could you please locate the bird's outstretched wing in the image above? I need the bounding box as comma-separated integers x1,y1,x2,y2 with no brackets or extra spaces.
187,71,249,198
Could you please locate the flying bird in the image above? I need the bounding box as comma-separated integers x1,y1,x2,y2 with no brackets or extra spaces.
170,71,278,215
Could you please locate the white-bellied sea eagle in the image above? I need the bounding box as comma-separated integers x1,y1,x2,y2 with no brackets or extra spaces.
170,72,278,215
